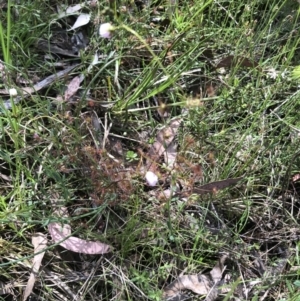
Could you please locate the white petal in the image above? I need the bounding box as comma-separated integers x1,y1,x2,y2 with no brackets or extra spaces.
145,171,158,186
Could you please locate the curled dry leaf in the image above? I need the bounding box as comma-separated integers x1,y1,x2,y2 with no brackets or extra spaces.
23,233,48,301
147,118,182,172
48,222,111,254
163,255,228,301
64,75,83,101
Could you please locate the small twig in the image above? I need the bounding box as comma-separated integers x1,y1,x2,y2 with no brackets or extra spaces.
2,64,79,110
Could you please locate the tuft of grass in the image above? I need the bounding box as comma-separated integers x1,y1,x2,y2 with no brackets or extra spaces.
0,0,11,65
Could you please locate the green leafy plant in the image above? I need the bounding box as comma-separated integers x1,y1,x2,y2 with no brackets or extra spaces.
292,66,300,79
126,150,138,162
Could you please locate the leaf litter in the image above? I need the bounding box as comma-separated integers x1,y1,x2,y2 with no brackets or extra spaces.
163,255,229,301
48,222,111,254
48,194,112,254
22,233,47,301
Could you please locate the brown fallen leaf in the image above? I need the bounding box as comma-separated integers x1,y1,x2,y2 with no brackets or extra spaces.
163,255,228,301
48,222,111,254
192,177,243,195
175,177,243,198
216,55,258,69
23,233,48,301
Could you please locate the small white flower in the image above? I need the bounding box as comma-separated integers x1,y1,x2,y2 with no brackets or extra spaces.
9,88,17,97
266,67,278,79
99,23,115,39
145,171,158,186
217,67,226,74
266,67,288,80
